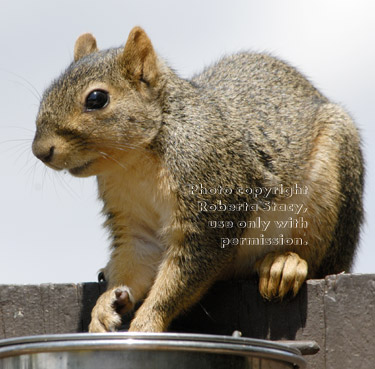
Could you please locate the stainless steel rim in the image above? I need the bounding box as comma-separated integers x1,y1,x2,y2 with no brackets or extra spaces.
0,333,306,368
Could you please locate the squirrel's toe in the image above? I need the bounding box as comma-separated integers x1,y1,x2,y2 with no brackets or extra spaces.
257,251,308,300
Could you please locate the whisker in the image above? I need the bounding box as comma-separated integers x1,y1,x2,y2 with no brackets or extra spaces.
47,170,61,200
61,172,83,199
0,138,32,145
99,151,128,171
30,160,40,191
0,141,32,157
15,146,32,168
38,165,47,196
8,79,41,102
24,157,37,178
99,144,138,153
57,172,80,200
17,151,36,175
26,145,35,165
73,137,151,158
94,140,156,168
89,140,152,156
0,67,42,101
98,142,156,167
0,125,35,133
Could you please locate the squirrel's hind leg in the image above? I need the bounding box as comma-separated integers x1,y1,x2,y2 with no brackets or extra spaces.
253,103,362,300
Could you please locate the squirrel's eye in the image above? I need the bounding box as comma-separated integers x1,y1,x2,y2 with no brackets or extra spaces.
85,90,109,111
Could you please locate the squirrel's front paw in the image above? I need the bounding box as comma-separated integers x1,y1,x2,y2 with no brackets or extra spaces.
89,286,134,332
128,304,166,332
128,316,164,332
256,252,308,300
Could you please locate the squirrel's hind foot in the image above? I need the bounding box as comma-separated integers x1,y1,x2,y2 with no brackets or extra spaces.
256,251,308,300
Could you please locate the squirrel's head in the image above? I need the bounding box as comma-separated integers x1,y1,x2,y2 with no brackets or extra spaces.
32,27,164,177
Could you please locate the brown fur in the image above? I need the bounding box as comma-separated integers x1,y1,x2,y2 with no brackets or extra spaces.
32,27,364,332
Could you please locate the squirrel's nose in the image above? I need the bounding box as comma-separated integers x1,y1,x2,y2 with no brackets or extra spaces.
34,145,55,163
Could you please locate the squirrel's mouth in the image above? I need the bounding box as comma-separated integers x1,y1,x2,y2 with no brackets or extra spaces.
69,160,94,176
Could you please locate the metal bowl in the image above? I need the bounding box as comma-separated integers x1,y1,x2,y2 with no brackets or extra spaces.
0,333,306,369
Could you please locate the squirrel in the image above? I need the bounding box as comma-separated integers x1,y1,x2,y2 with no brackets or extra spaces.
32,27,364,332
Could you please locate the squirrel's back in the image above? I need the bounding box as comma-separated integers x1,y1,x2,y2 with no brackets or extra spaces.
185,53,330,183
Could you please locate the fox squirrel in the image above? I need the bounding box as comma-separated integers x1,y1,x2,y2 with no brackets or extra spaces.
32,27,363,332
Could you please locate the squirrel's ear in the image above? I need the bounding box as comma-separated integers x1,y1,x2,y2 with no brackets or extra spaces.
120,27,159,86
74,33,98,62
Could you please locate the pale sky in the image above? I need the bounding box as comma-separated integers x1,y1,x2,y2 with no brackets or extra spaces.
0,0,374,284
